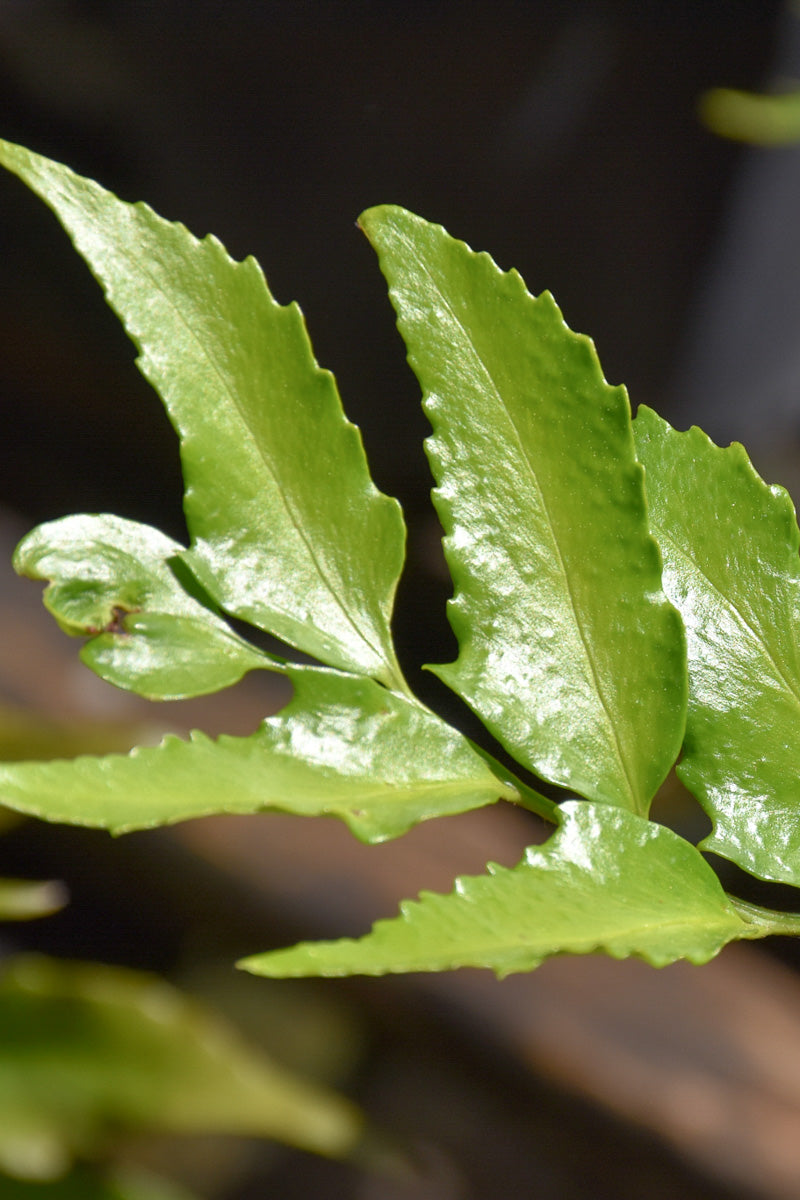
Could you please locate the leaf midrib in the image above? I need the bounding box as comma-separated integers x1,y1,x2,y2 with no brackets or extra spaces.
392,226,638,810
396,894,742,937
0,748,504,802
321,910,740,967
309,776,505,803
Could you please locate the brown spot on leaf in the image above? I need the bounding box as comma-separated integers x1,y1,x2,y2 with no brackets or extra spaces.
103,605,137,636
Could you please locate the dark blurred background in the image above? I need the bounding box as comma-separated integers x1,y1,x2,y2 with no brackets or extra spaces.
2,3,800,1198
0,0,790,530
3,0,798,675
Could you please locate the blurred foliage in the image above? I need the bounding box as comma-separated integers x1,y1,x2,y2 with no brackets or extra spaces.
0,1164,200,1200
0,879,66,922
701,83,800,144
0,954,363,1182
0,703,145,765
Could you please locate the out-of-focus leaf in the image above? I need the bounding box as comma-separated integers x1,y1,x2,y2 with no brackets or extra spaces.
360,205,686,814
700,86,800,145
240,801,747,978
634,407,800,885
14,515,269,701
0,1164,200,1200
0,669,517,841
0,955,363,1181
0,880,66,922
0,138,407,691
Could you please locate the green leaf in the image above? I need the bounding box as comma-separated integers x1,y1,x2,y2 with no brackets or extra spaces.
634,407,800,885
14,515,269,701
0,138,407,691
239,800,746,978
0,669,517,841
0,880,67,922
0,955,362,1181
360,206,686,815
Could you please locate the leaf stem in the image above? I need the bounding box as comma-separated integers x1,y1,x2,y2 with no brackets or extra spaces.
388,680,558,818
466,741,560,824
726,894,800,939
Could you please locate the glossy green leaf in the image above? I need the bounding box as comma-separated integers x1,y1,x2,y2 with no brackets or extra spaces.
240,800,746,978
0,955,362,1181
0,669,517,841
0,880,67,922
360,206,686,814
0,139,407,690
634,407,800,885
14,515,269,701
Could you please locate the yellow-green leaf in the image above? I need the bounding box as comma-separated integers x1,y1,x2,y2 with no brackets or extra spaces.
15,515,269,700
240,801,746,978
0,669,517,842
634,407,800,885
0,138,407,690
360,206,686,814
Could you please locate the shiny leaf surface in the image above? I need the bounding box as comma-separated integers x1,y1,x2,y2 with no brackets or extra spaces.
361,205,686,814
634,407,800,884
0,955,362,1181
0,669,517,841
14,515,269,700
0,139,406,689
240,801,746,978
